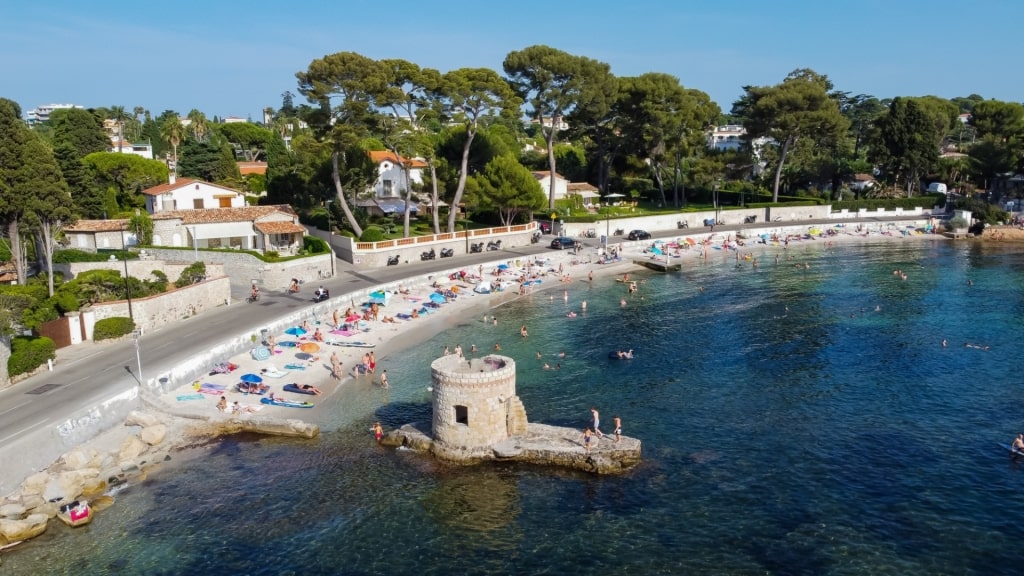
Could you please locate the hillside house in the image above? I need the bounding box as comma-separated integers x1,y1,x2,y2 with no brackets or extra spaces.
142,176,247,214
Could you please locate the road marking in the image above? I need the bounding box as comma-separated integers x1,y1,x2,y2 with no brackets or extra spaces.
0,402,29,417
0,419,50,445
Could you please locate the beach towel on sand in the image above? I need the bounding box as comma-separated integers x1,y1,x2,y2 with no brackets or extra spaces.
284,363,307,370
176,393,205,401
330,329,356,337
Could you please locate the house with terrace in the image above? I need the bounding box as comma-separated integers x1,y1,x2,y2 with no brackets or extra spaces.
66,206,306,256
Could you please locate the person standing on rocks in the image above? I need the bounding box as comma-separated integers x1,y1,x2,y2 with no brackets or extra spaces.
582,428,593,453
591,407,605,438
613,416,622,443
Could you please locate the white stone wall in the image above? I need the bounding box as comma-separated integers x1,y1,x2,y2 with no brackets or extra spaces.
142,248,332,290
431,355,519,450
87,276,231,334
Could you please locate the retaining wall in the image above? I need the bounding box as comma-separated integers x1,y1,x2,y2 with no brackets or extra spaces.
142,248,332,290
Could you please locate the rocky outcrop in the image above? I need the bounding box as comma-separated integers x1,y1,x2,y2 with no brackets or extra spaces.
0,513,48,544
388,422,642,475
0,409,320,553
200,417,319,439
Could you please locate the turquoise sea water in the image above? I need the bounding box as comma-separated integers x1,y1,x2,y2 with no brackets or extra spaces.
6,239,1024,575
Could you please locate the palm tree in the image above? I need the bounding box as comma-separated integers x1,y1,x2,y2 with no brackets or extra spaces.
160,116,184,175
186,109,208,142
110,105,129,152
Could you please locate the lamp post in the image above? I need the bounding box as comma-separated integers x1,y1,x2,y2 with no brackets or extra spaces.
191,226,199,261
120,229,134,321
132,329,143,385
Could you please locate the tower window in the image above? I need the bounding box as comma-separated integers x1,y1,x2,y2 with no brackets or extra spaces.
454,405,468,425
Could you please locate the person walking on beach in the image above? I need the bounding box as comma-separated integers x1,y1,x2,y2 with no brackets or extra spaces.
613,416,622,443
591,407,605,438
582,428,593,453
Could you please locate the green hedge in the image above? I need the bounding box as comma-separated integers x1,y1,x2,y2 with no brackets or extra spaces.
175,262,207,288
8,336,56,377
359,227,385,242
54,249,135,263
93,317,136,341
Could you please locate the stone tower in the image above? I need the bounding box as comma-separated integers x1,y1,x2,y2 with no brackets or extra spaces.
429,354,528,460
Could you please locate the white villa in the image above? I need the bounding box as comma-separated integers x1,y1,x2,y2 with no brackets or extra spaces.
707,125,747,151
533,171,569,201
142,176,247,214
369,151,426,198
65,205,306,255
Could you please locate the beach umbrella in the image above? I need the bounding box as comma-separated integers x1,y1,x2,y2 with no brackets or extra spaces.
299,342,321,353
685,237,696,245
251,346,271,361
240,373,263,384
285,326,307,336
497,264,509,270
430,292,446,304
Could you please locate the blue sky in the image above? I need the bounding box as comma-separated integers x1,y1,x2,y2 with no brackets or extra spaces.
2,0,1020,120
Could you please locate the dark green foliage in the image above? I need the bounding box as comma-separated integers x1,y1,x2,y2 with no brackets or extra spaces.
952,196,1007,224
128,212,154,245
93,317,136,341
175,262,207,287
303,236,329,253
359,227,385,242
8,336,57,377
177,138,241,184
48,107,109,158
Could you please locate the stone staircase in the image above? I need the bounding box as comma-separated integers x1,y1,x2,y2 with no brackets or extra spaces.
505,395,528,436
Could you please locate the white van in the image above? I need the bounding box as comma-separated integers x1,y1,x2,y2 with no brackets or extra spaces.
926,182,948,194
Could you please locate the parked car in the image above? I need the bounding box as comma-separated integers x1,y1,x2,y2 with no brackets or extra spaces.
550,237,576,250
536,220,552,234
627,230,652,241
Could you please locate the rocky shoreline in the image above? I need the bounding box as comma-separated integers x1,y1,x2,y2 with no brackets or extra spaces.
0,408,318,556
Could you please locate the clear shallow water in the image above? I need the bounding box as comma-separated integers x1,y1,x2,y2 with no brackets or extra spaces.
7,240,1024,575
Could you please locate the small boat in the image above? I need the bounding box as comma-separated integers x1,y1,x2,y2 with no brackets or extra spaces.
329,341,376,348
261,397,314,409
57,500,93,527
283,383,318,395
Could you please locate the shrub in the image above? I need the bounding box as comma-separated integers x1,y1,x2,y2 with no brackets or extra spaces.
359,227,385,242
303,235,329,254
8,336,56,377
947,216,968,230
174,262,207,288
93,317,136,341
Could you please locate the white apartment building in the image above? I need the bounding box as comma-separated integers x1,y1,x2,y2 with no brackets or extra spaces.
26,103,83,125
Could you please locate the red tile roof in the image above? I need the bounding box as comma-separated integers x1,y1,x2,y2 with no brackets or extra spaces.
567,182,598,192
65,219,129,232
254,221,306,234
162,205,296,225
142,178,244,197
238,161,268,175
532,171,567,180
368,150,427,168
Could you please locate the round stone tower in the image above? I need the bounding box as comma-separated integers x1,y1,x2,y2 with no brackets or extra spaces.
429,354,528,460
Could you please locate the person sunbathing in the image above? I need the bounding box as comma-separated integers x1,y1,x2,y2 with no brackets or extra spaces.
382,316,395,323
313,328,325,342
295,383,322,395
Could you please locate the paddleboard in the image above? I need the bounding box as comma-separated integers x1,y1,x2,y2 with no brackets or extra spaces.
999,443,1024,457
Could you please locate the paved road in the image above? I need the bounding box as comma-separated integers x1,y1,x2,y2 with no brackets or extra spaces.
0,214,925,491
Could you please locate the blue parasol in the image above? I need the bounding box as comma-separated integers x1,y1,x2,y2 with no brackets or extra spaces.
429,292,446,304
240,373,263,383
251,346,271,361
497,264,509,270
284,327,307,336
